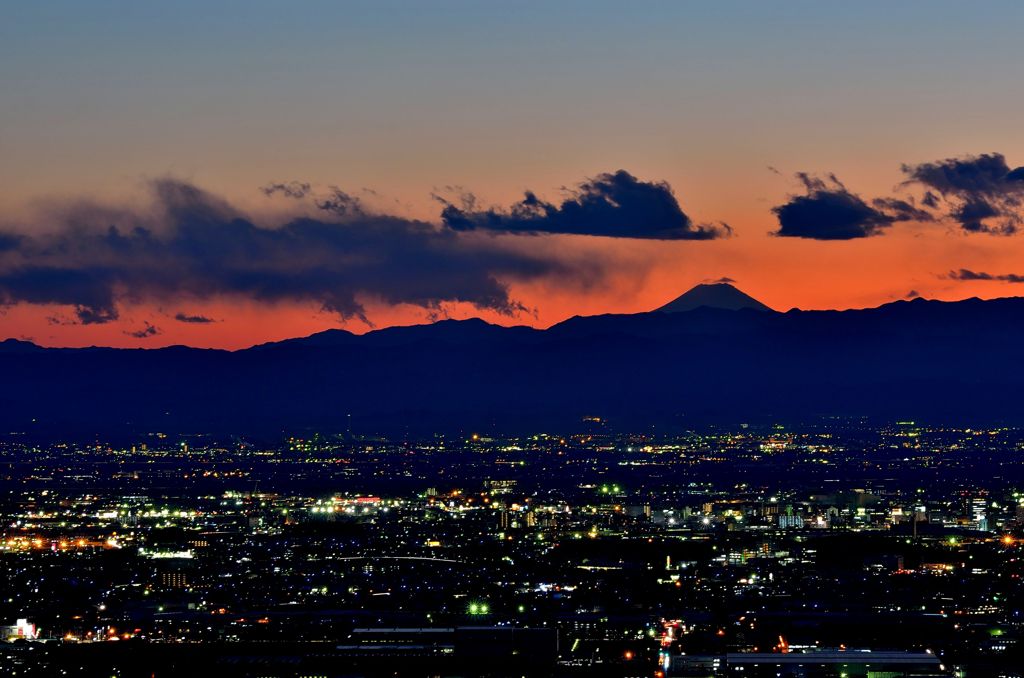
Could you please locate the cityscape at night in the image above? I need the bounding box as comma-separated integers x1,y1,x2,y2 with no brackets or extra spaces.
4,1,1024,676
4,422,1024,676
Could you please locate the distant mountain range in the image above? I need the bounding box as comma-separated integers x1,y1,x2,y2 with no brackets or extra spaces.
3,284,1023,438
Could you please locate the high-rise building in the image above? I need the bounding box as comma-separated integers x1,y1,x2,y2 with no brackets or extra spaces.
970,496,988,531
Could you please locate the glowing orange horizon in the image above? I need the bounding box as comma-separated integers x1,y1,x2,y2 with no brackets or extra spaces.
4,220,1021,350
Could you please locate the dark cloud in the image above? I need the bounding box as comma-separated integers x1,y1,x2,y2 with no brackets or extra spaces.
949,269,1024,284
263,182,366,217
313,187,364,217
0,178,603,325
706,276,737,284
901,153,1024,235
76,305,119,325
0,233,22,252
871,197,934,223
905,290,921,299
125,322,160,339
174,312,216,324
955,200,1002,234
437,170,729,240
260,181,311,199
772,173,926,240
0,266,119,324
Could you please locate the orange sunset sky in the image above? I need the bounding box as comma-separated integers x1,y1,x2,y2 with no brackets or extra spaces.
2,2,1023,349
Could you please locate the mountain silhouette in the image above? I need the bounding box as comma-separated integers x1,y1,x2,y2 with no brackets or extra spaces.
2,295,1022,438
655,282,773,313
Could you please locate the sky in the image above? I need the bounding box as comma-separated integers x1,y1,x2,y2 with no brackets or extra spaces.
1,1,1023,348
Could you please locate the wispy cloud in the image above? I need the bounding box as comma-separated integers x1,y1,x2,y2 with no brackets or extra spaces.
949,268,1024,284
174,312,216,324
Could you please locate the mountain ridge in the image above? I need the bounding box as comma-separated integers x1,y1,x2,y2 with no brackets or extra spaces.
5,289,1004,354
2,293,1023,438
